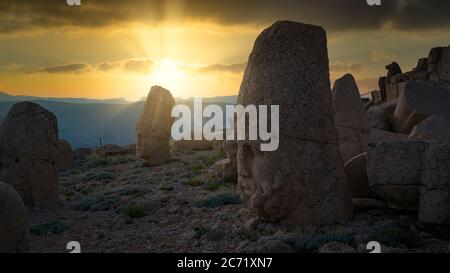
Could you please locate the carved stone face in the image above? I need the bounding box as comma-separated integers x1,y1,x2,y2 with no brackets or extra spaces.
236,139,290,221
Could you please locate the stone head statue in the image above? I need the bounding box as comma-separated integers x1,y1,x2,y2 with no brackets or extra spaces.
236,21,352,226
136,85,175,165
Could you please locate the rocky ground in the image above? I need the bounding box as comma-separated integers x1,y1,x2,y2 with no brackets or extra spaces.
28,149,450,253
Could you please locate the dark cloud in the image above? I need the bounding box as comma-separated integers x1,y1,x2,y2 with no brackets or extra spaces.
195,63,246,73
1,0,449,34
331,63,366,73
97,59,155,74
24,63,91,74
11,58,244,75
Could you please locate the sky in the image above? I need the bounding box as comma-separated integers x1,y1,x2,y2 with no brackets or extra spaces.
0,0,449,101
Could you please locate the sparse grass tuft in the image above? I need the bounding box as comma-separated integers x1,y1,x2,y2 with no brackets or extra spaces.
31,221,69,236
122,204,148,219
189,164,204,173
84,171,115,181
192,225,209,239
369,225,422,248
224,175,237,185
195,193,241,208
185,177,203,187
84,157,111,168
204,180,222,191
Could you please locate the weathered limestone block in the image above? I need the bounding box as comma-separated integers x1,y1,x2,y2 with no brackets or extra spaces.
419,143,450,225
368,141,429,207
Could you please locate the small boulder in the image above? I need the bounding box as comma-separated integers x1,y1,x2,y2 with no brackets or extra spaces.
318,242,357,253
172,139,214,151
0,182,30,253
352,198,388,213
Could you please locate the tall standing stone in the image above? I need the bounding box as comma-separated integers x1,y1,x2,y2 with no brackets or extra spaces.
332,74,369,162
236,21,352,226
136,86,174,166
0,102,59,207
0,182,30,253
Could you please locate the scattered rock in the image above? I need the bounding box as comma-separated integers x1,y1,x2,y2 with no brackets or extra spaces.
0,102,60,206
352,198,388,213
136,86,174,166
236,21,352,226
318,242,357,253
386,62,402,80
135,199,161,216
172,140,215,151
392,81,450,134
242,239,294,253
0,182,30,253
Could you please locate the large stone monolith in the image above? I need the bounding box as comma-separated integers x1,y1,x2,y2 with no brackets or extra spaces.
236,21,353,226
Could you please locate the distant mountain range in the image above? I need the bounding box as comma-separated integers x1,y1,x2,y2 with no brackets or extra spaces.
0,91,130,104
0,92,237,148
